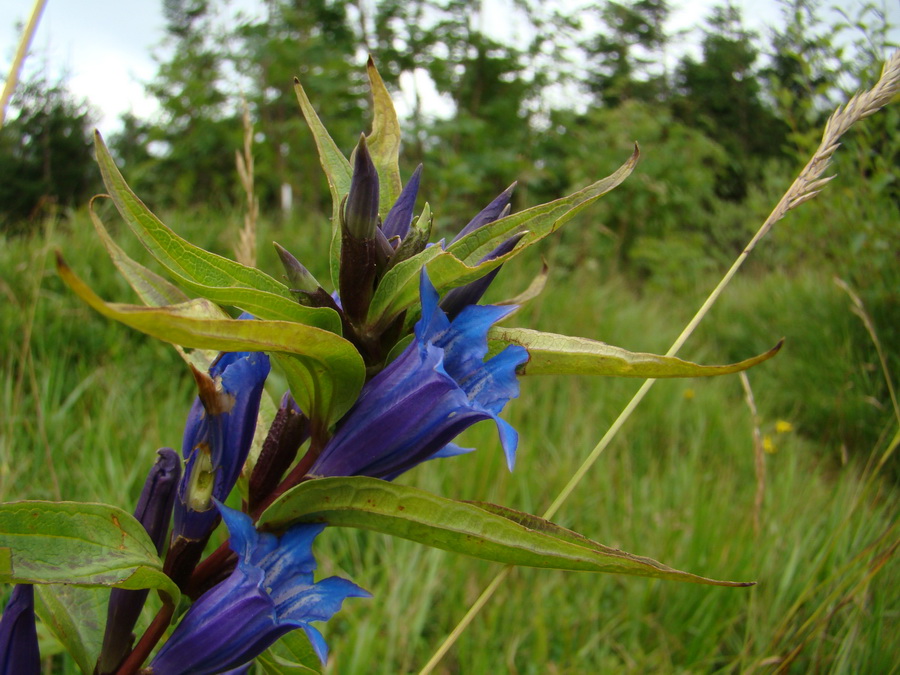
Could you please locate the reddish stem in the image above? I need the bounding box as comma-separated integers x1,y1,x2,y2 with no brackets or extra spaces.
114,602,174,675
186,541,234,600
251,442,320,520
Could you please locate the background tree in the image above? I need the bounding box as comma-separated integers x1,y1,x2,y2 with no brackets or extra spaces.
672,2,789,199
0,75,96,232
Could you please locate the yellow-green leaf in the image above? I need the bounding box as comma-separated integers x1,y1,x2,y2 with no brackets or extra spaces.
490,326,783,377
259,477,752,587
94,133,339,332
293,77,352,290
365,56,402,214
0,501,179,606
90,198,222,371
57,255,365,425
449,145,639,263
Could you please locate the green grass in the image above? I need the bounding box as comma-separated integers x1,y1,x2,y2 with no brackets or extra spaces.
1,211,897,674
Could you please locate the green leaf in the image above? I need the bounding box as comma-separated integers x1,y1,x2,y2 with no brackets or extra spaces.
258,630,324,674
448,146,639,263
365,57,402,214
490,326,783,377
57,255,365,425
365,149,639,329
90,198,222,371
34,584,107,675
366,243,446,327
94,133,340,332
259,477,752,587
293,77,352,291
0,501,180,605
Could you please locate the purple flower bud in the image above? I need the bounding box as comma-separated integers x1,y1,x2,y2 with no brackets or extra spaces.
150,503,368,674
381,164,423,242
440,232,525,319
451,182,516,243
343,134,380,240
0,585,40,675
311,270,528,479
96,449,180,674
339,136,381,323
248,392,309,512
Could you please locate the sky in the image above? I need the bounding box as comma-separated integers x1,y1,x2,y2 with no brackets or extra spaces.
2,0,898,132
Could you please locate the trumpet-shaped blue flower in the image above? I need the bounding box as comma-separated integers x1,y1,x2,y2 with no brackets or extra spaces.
311,271,529,480
150,503,368,674
173,349,271,543
0,585,40,675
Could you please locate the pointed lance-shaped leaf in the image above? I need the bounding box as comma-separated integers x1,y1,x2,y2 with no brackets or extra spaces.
489,326,784,378
259,477,754,587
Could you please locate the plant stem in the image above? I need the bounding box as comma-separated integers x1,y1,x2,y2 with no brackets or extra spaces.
114,603,174,675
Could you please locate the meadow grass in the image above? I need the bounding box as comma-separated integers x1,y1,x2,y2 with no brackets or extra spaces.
1,211,897,673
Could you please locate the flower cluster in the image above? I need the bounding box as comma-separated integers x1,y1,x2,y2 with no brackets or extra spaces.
1,124,530,672
2,57,780,674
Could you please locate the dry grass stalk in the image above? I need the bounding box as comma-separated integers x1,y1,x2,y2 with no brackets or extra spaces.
234,98,259,267
740,372,766,537
0,0,48,127
419,50,900,675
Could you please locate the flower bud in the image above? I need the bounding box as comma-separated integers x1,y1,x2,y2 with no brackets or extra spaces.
343,134,380,240
0,585,40,675
96,449,180,675
274,242,320,298
440,232,525,319
451,182,516,243
381,164,423,241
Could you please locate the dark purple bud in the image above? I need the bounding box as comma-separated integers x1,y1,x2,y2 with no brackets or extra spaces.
451,182,516,244
274,242,320,297
374,226,397,271
248,392,310,512
0,585,40,675
97,449,181,675
343,134,380,240
381,164,423,241
339,136,381,323
387,203,432,271
440,233,525,319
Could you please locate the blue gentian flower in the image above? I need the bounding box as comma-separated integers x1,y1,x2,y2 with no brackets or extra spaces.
150,503,368,674
173,348,271,543
310,271,529,479
0,585,40,675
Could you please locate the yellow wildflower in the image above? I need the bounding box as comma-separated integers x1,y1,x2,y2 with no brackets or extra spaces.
775,420,793,434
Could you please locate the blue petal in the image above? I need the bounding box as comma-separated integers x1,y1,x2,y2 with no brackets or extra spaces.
302,624,330,665
495,417,519,470
414,269,450,344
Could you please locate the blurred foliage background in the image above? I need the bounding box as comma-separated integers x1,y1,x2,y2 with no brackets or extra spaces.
3,0,895,460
